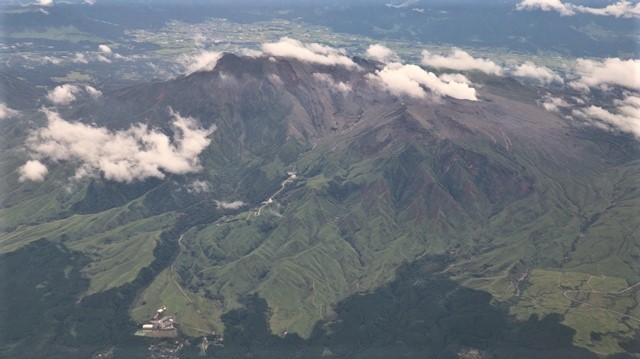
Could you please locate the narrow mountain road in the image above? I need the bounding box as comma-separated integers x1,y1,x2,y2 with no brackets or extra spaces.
558,273,640,323
167,172,300,334
249,172,298,219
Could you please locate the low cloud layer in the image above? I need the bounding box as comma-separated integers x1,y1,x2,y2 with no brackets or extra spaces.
42,56,62,65
262,37,358,69
98,44,112,55
572,94,640,137
187,180,212,193
571,58,640,91
46,84,103,105
421,49,503,75
19,160,49,182
385,0,419,8
46,84,81,105
37,0,53,6
366,44,400,63
0,103,20,120
215,200,246,209
312,73,351,94
512,62,563,85
19,49,135,68
541,89,640,138
575,1,640,17
516,0,640,18
239,48,263,58
438,73,472,85
180,51,222,75
96,44,126,63
73,53,88,64
367,62,477,101
84,85,102,99
541,95,570,112
516,0,575,15
21,108,215,183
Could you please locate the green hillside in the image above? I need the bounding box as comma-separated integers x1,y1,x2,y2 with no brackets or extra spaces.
1,55,638,357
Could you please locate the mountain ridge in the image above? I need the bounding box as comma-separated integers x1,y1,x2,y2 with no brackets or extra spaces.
1,52,639,356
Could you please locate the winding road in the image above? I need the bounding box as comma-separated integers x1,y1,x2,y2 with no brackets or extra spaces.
166,172,300,335
248,172,298,218
558,272,640,323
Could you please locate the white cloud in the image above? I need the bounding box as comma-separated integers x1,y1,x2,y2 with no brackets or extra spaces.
84,85,102,99
215,200,246,209
42,56,63,65
46,84,81,105
438,73,472,84
240,48,263,58
37,0,53,6
312,73,351,94
73,53,88,64
0,103,20,120
98,44,113,55
46,85,102,105
619,94,640,108
421,49,503,75
516,0,575,15
574,1,640,18
365,44,400,63
512,61,563,85
267,74,284,86
386,0,419,8
541,94,570,112
571,58,640,91
193,34,207,48
180,51,222,75
96,55,112,63
22,108,215,183
84,0,96,5
367,62,477,101
96,45,126,62
516,0,640,18
262,37,358,69
572,94,640,137
19,160,49,182
187,180,211,193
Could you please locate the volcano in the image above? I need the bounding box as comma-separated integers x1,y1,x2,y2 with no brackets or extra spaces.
1,52,639,358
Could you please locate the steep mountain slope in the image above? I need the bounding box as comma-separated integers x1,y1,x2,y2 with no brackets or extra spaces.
1,53,638,357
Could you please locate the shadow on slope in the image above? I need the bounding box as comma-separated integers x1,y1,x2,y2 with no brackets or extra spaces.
0,199,219,358
197,256,601,358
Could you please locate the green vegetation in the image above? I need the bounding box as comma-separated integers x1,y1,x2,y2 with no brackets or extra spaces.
51,72,93,83
135,78,638,355
0,168,88,233
7,26,107,43
0,240,91,358
81,229,163,295
0,197,177,294
510,269,639,354
1,53,638,358
130,269,220,336
199,257,598,358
